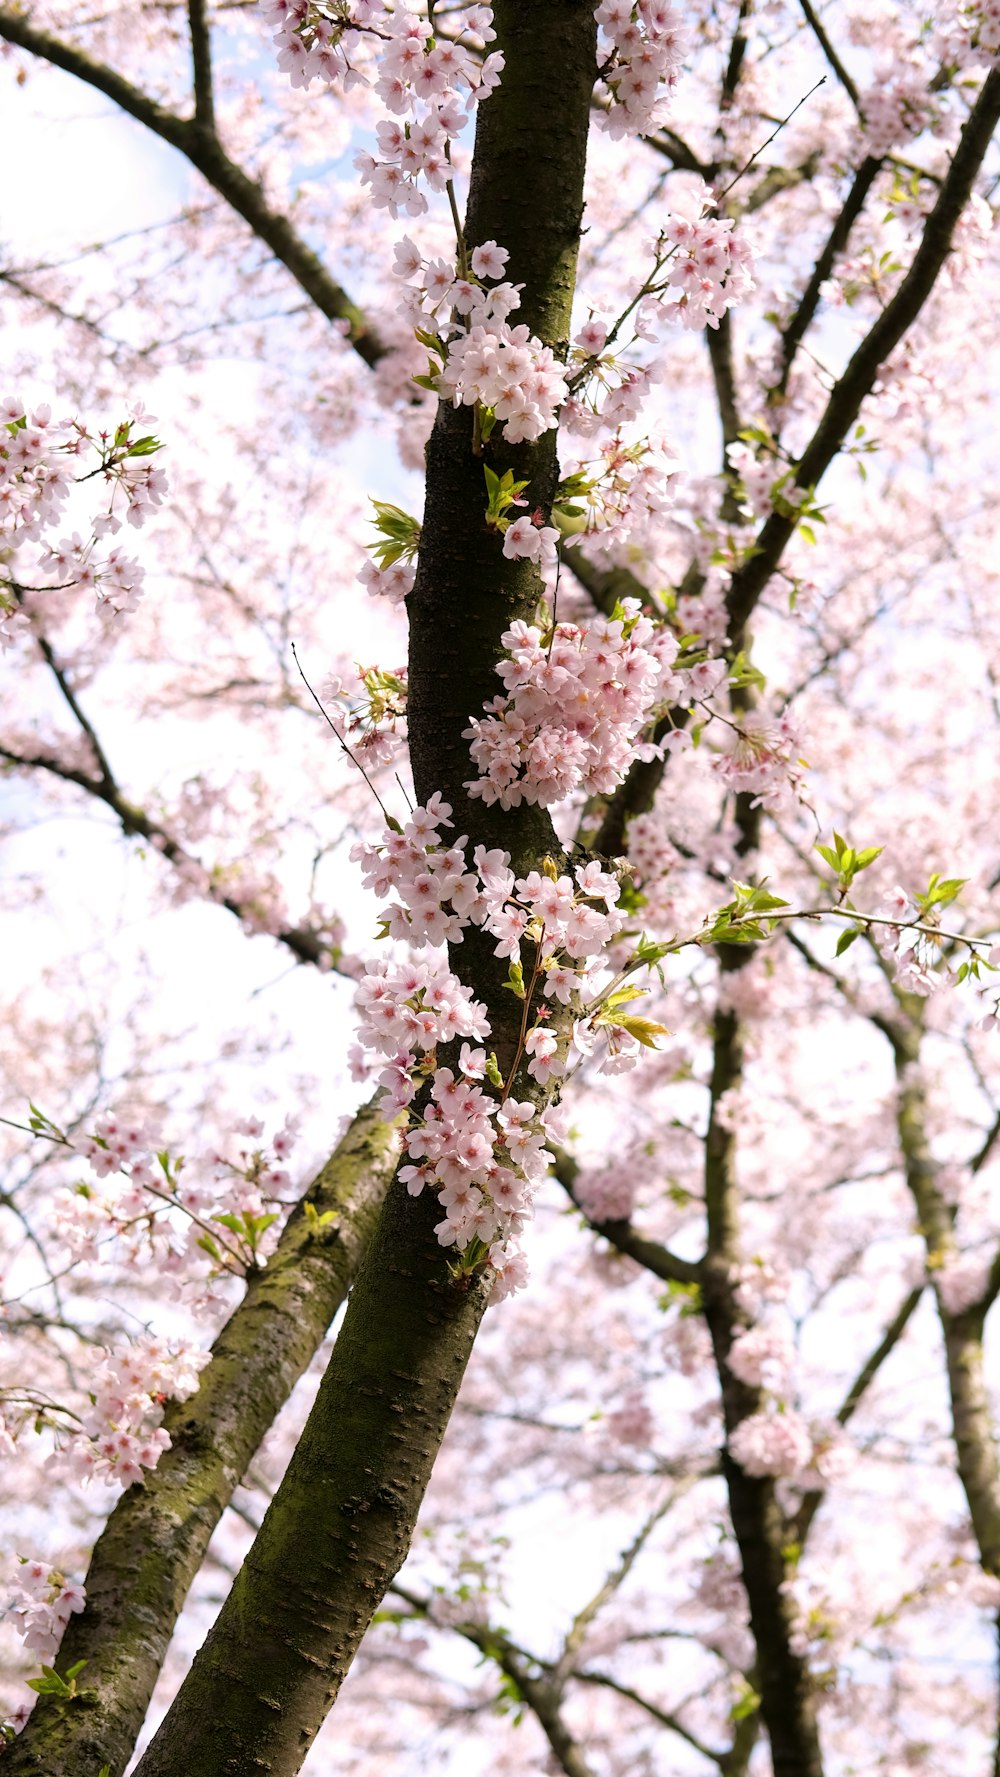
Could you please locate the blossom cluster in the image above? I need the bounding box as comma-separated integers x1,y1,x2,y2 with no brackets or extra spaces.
869,885,945,998
935,1251,992,1316
724,440,784,521
595,0,690,137
463,603,674,810
350,797,660,1283
726,1322,795,1390
651,205,756,333
322,662,409,770
859,61,939,159
564,199,755,449
394,238,568,444
714,710,806,814
438,318,568,445
264,4,503,216
2,1325,209,1494
729,1405,854,1485
726,1317,855,1485
350,791,486,948
627,811,681,889
51,1109,300,1283
57,1334,210,1490
4,1559,85,1663
351,951,543,1287
560,431,680,551
350,797,627,994
0,398,166,637
572,1131,670,1222
965,1,1000,60
353,965,556,1293
358,554,415,605
354,954,490,1087
405,1070,549,1258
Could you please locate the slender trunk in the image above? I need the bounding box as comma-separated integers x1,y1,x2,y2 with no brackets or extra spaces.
701,797,825,1777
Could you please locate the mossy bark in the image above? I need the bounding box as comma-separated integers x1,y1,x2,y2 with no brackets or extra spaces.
6,1101,398,1777
130,8,598,1775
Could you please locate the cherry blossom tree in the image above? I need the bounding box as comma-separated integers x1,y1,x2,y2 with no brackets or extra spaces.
3,4,1000,1776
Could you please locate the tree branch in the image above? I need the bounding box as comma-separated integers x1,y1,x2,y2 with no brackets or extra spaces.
5,1100,399,1777
392,1584,599,1777
696,789,825,1777
773,154,881,400
0,741,335,970
551,1491,681,1688
188,0,215,130
0,8,387,367
729,66,1000,640
720,0,752,115
572,1668,725,1764
554,1151,702,1287
790,1284,924,1545
797,0,860,109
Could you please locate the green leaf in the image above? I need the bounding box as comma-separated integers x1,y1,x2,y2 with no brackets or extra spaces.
614,1014,671,1049
27,1101,64,1139
730,1680,761,1723
835,927,860,956
917,875,966,911
702,920,766,945
744,884,789,914
728,649,767,692
632,934,673,968
484,1052,504,1088
656,1278,702,1315
213,1212,244,1235
304,1199,338,1233
600,984,649,1015
816,834,883,884
483,464,529,527
413,326,446,359
502,960,526,1000
26,1660,86,1699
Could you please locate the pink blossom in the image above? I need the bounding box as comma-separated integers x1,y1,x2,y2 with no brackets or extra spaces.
729,1409,813,1480
726,1323,795,1390
471,240,509,280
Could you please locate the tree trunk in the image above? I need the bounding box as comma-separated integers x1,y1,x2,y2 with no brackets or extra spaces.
132,7,599,1773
